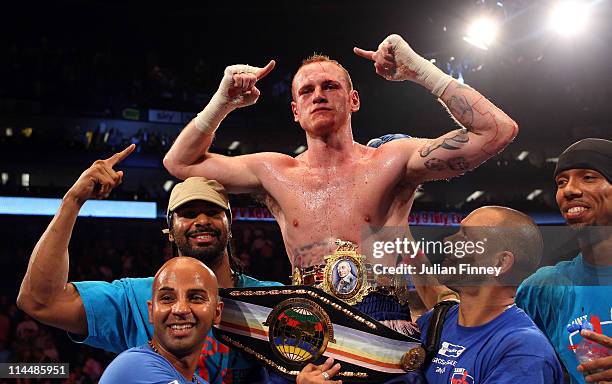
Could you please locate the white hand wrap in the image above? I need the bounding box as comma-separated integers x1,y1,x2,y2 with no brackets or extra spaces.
193,64,260,134
386,34,454,97
193,93,230,134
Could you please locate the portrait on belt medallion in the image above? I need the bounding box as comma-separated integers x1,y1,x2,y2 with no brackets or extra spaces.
323,240,370,304
332,259,358,295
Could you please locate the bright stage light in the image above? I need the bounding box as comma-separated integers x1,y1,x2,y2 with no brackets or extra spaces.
463,18,498,50
549,1,590,36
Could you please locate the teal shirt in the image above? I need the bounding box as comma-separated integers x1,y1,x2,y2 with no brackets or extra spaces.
516,254,612,384
72,274,281,384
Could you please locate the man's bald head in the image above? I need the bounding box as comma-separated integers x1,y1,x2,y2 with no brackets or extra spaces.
470,206,537,227
153,257,219,296
467,206,543,284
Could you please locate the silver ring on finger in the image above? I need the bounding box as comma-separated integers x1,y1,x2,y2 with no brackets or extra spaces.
321,371,330,380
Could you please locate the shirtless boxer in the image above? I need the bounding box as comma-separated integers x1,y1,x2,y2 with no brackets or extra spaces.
164,34,517,274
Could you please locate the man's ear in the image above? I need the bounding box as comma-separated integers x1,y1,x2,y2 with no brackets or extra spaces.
291,101,299,122
168,227,175,243
495,251,515,276
147,300,153,325
167,216,176,242
350,89,360,113
214,300,224,326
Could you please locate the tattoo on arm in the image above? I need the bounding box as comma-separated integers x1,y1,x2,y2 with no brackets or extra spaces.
447,157,469,171
417,82,512,175
424,158,447,171
419,129,470,157
448,94,474,129
424,157,469,172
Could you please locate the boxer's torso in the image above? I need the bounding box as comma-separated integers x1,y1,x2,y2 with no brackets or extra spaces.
252,143,420,268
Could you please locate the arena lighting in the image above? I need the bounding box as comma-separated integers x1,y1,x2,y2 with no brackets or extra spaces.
228,141,240,151
516,151,529,161
0,197,156,218
1,172,8,185
162,180,174,192
5,127,12,137
21,173,30,187
526,189,543,201
463,17,498,50
294,145,306,155
549,1,590,36
466,190,485,202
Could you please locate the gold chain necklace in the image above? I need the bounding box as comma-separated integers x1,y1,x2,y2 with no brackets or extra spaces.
148,340,197,383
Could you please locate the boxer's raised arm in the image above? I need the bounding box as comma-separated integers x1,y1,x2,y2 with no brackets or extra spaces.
164,61,275,188
17,145,134,335
355,35,517,181
409,81,517,181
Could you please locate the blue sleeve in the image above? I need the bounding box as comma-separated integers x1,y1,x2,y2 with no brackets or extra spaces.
99,350,183,384
69,278,153,353
515,282,546,329
516,269,566,336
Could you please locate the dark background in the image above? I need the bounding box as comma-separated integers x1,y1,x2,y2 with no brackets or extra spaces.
0,0,609,381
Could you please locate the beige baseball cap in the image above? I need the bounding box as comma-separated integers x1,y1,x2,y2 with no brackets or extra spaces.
167,177,230,215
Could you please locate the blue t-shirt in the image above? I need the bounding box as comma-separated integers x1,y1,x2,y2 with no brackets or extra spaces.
100,344,207,384
72,274,281,384
516,254,612,384
416,304,563,383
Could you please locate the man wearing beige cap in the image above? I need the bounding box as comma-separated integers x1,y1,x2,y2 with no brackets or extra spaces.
17,145,283,384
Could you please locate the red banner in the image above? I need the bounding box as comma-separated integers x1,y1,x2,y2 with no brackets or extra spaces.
231,206,465,225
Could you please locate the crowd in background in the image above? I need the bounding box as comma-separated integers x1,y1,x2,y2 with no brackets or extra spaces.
0,120,557,214
0,34,293,119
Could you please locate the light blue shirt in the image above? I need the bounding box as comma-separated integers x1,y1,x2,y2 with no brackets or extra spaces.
516,254,612,384
100,344,207,384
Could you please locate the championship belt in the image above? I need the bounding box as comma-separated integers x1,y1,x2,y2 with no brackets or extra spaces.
292,239,411,306
214,285,424,383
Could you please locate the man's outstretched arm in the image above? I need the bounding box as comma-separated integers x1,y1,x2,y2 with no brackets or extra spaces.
355,34,517,182
163,61,275,192
17,145,134,335
414,79,518,181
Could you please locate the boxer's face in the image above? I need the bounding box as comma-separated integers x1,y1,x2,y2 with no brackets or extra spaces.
556,169,612,226
291,62,360,135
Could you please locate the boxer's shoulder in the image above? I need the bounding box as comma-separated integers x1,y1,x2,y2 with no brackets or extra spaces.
245,151,298,170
